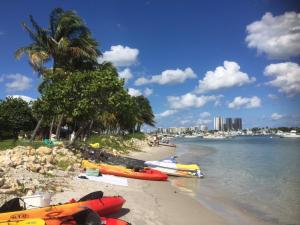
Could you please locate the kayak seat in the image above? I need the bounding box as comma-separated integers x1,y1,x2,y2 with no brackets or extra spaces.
0,197,24,213
78,191,104,202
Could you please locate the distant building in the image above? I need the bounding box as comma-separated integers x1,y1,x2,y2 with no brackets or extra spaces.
233,118,242,130
225,118,233,131
214,116,224,131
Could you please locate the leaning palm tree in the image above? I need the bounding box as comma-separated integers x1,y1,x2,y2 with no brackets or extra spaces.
133,96,155,132
16,8,101,141
15,8,101,74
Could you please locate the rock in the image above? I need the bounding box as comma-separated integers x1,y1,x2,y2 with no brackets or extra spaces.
36,147,52,155
26,190,34,196
55,186,63,192
0,183,11,189
0,188,16,194
26,147,36,156
0,167,5,177
66,165,74,172
47,170,54,176
0,178,5,188
39,168,46,175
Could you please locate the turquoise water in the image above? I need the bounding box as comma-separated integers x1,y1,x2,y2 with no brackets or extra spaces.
173,136,300,225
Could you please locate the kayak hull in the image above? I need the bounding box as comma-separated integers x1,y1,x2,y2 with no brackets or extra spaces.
82,160,168,181
150,166,203,178
0,197,125,222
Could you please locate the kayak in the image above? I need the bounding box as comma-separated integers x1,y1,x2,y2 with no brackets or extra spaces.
0,196,125,222
145,158,203,178
82,160,168,181
145,160,200,171
0,217,130,225
149,166,203,178
158,143,176,147
80,146,145,168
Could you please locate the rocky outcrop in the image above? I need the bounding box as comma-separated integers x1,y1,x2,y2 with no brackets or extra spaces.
0,145,82,205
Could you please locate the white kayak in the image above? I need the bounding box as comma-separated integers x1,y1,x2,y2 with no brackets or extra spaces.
145,159,201,172
145,158,203,178
150,166,203,178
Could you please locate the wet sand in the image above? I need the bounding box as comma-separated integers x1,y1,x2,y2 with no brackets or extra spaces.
52,145,230,225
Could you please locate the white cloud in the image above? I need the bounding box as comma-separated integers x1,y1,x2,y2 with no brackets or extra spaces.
158,109,178,117
128,88,142,97
271,113,283,120
228,96,261,109
246,12,300,59
196,61,255,93
200,112,211,118
0,75,4,82
143,88,153,97
264,62,300,96
98,45,139,67
135,67,196,86
267,94,278,99
118,68,133,81
8,95,35,103
180,120,191,125
197,119,212,125
167,93,222,109
5,74,32,92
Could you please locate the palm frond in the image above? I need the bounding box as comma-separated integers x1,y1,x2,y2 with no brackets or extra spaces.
49,8,64,37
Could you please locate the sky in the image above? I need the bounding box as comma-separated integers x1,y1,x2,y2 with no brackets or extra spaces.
0,0,300,129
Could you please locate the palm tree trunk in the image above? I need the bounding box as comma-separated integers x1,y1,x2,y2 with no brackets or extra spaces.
85,120,94,140
55,113,64,140
30,115,44,142
49,117,55,139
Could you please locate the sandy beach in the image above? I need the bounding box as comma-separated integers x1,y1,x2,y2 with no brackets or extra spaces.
52,145,230,225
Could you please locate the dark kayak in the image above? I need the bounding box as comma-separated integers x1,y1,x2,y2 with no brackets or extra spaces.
79,146,145,169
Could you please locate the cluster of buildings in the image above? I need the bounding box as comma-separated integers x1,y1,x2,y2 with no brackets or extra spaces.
157,124,208,134
214,117,242,131
156,116,243,134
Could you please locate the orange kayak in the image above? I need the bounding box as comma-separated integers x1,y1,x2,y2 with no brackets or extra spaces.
82,160,168,181
0,196,125,224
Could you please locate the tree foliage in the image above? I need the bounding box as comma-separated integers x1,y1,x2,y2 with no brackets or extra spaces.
15,7,100,73
0,97,36,139
10,7,156,143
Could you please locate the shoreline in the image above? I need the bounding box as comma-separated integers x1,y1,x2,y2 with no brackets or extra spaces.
52,145,230,225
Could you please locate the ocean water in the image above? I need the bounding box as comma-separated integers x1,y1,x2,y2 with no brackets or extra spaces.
172,136,300,225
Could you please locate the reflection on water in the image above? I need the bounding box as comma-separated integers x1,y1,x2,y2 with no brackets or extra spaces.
172,136,300,225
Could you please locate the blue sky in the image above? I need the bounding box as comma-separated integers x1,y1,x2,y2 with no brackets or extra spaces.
0,0,299,129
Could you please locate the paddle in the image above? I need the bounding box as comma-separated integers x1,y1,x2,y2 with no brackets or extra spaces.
0,219,45,225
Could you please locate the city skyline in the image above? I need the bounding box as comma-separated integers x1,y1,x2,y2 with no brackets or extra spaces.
0,1,299,129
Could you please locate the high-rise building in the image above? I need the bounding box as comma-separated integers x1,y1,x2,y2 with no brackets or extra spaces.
214,116,224,131
225,118,233,131
233,118,242,130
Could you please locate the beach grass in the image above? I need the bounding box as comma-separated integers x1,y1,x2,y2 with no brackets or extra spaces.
0,139,45,150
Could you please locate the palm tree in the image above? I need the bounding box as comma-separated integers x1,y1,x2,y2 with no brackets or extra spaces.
133,96,155,132
15,8,100,73
16,8,101,141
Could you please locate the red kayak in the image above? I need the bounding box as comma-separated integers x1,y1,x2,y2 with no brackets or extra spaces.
0,192,126,223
